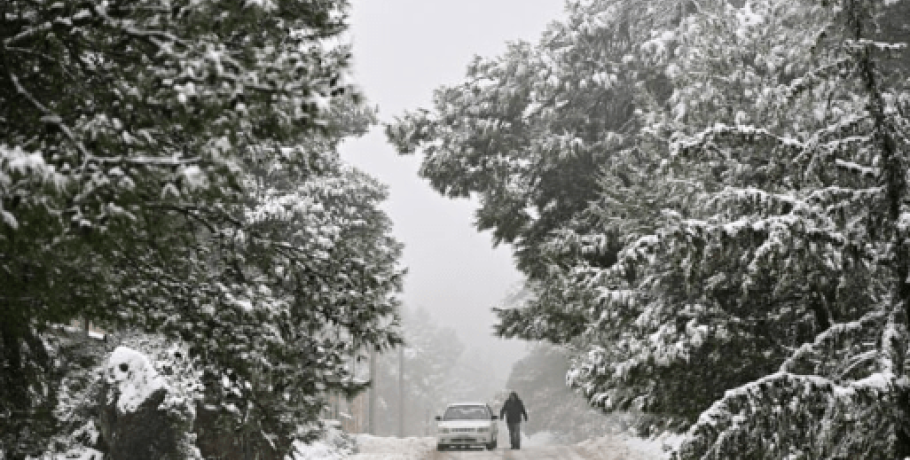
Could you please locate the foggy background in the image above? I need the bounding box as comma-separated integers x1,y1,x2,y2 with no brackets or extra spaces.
340,1,567,396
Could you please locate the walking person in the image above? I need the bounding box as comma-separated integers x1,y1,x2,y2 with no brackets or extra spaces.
499,391,528,450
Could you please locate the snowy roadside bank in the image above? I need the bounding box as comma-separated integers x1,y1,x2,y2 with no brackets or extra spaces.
575,432,684,459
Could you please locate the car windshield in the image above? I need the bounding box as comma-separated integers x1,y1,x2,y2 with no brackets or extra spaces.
442,405,490,421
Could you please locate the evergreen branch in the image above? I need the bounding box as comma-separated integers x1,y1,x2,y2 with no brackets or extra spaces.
675,371,902,459
785,56,856,100
780,308,888,373
7,71,91,164
671,123,803,159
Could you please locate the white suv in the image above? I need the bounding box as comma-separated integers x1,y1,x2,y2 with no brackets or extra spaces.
435,403,499,451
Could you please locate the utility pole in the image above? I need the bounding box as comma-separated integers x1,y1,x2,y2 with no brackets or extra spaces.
369,348,377,435
398,345,405,437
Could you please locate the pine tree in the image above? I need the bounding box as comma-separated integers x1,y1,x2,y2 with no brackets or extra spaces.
387,0,692,279
671,0,910,456
1,0,405,456
388,0,910,455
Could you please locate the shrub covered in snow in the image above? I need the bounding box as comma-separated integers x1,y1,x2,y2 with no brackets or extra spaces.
287,424,356,460
27,332,202,459
95,346,200,459
24,332,378,460
104,347,167,414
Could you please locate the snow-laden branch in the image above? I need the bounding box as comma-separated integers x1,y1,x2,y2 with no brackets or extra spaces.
674,370,904,459
785,56,855,100
670,123,803,159
8,72,92,163
779,308,888,373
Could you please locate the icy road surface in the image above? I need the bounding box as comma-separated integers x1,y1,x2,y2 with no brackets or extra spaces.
350,434,671,460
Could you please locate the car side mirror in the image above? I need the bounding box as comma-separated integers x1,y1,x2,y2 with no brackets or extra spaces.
435,416,441,421
491,415,498,420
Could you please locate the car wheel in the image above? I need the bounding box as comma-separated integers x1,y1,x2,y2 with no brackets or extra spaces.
436,444,445,451
486,437,497,450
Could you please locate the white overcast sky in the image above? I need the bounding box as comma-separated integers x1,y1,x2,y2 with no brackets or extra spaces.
340,1,566,367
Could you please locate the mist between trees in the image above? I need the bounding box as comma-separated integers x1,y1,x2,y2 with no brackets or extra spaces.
370,306,632,442
370,306,497,437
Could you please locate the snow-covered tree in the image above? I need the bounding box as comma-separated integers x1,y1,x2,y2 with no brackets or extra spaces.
388,0,910,456
1,1,406,457
544,0,910,455
663,0,910,456
385,0,704,428
555,0,877,429
171,148,404,457
387,0,695,279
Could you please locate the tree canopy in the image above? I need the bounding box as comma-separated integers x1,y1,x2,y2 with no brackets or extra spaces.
1,0,404,457
388,0,910,456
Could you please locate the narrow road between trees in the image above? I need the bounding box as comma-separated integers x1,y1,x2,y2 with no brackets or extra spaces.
431,446,594,459
351,434,657,460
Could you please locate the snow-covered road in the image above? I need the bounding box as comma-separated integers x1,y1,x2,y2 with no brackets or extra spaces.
429,444,632,460
350,434,671,460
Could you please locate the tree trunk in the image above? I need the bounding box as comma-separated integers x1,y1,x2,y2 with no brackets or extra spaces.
1,322,28,460
398,346,405,437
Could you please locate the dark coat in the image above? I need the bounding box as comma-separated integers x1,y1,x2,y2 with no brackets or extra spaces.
500,395,528,424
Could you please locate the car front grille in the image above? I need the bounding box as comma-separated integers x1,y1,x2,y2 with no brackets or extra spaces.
450,437,478,443
451,428,475,433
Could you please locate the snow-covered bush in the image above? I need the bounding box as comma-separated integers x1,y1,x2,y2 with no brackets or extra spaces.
22,329,109,460
287,423,356,460
28,331,378,460
95,346,200,459
104,347,168,414
28,332,202,459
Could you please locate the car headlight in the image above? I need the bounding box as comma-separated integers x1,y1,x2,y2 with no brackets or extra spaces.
439,428,450,434
476,427,489,432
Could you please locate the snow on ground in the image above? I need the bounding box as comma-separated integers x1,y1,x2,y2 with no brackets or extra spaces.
289,438,349,460
350,432,684,459
521,430,560,447
288,424,356,460
576,432,684,460
350,435,436,460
